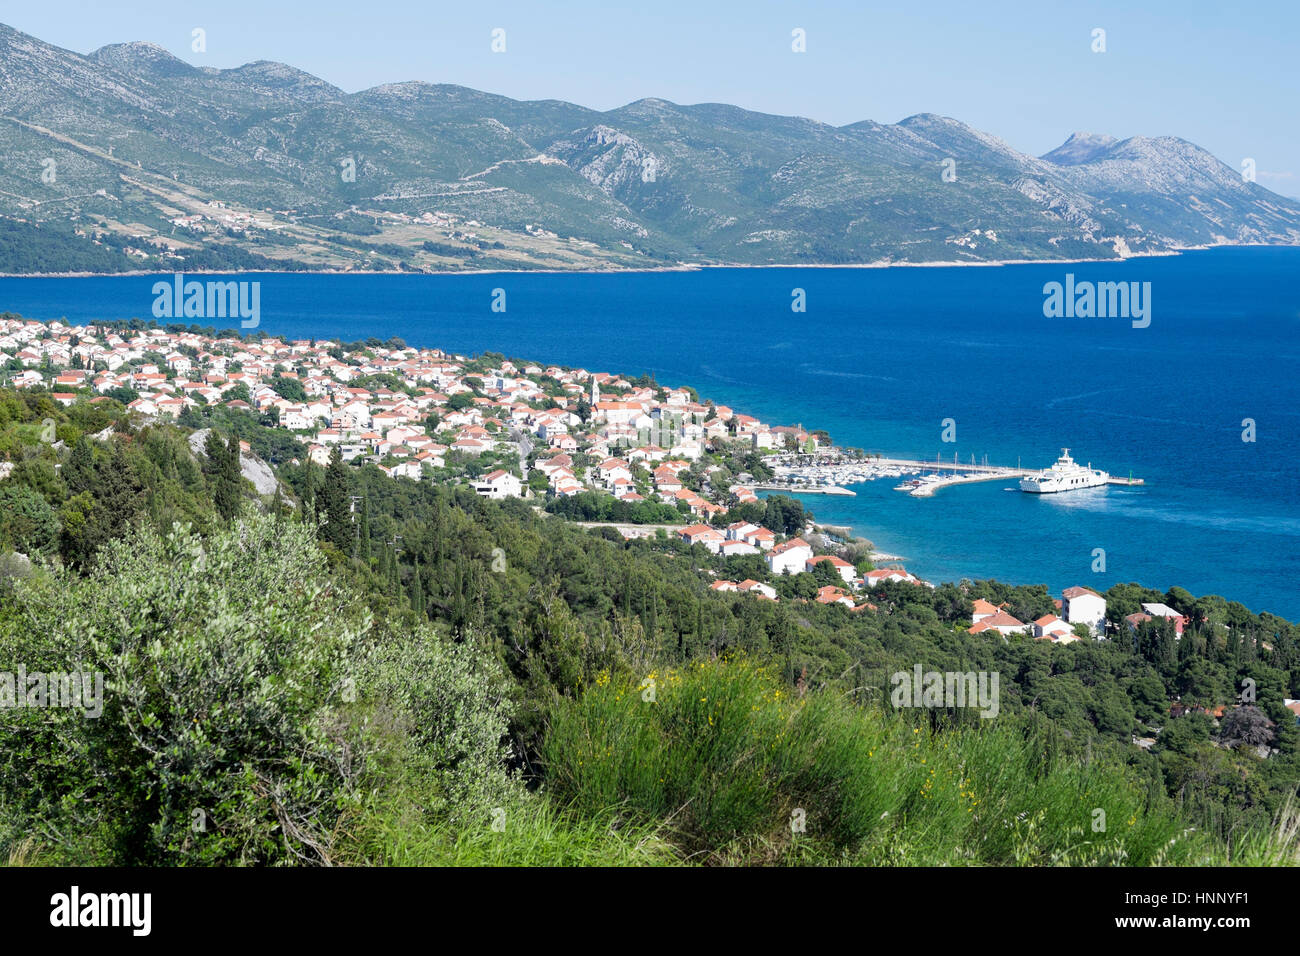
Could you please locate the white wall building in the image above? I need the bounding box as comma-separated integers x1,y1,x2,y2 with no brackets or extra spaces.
766,538,813,576
472,470,523,500
1062,586,1107,635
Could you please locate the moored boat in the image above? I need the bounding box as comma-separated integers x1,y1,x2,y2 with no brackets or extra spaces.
1019,449,1108,493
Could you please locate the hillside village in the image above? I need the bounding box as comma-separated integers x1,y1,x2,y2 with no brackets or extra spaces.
0,313,1185,635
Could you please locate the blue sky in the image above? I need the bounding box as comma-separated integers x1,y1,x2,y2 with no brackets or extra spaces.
8,0,1298,195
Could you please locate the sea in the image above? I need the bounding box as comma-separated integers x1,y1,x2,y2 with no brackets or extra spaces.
2,246,1297,618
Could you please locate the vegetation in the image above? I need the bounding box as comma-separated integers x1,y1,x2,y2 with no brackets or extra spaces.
0,388,1296,866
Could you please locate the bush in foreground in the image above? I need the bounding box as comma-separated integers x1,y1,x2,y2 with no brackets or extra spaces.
542,655,1274,865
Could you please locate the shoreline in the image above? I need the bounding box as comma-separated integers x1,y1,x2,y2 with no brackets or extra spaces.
2,241,1292,280
0,258,1292,621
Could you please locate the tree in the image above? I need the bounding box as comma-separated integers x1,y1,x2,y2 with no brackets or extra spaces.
0,484,60,555
212,433,243,523
71,440,144,567
302,457,321,521
810,559,844,588
321,446,352,552
1136,618,1177,667
269,374,307,403
358,496,371,562
63,436,96,496
0,513,372,864
763,495,808,536
1217,706,1275,749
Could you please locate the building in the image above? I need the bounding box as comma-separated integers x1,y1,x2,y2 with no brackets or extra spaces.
816,585,856,607
767,538,813,576
737,579,778,600
968,611,1031,637
719,539,760,557
806,555,856,585
1033,614,1078,643
1062,586,1107,635
472,470,522,500
678,524,726,552
1140,602,1188,638
864,567,920,587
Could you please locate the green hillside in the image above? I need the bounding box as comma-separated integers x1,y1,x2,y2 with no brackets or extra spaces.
2,22,1298,274
0,383,1295,866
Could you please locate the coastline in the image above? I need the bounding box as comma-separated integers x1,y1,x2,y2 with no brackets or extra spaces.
3,240,1285,280
2,248,1296,620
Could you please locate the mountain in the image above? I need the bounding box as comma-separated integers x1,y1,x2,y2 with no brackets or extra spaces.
1040,132,1119,166
1,21,1298,274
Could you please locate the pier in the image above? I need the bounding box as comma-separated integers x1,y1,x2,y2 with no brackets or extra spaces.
760,453,1143,499
904,470,1029,497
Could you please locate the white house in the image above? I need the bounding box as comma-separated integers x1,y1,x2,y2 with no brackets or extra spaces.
968,611,1031,637
767,538,813,576
807,555,856,585
738,580,778,600
863,567,919,587
1033,615,1078,643
385,461,423,480
726,521,760,542
472,469,522,500
719,539,759,557
1140,602,1188,638
1062,586,1107,635
678,523,726,553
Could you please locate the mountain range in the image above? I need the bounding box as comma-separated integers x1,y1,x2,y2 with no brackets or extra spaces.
2,21,1298,274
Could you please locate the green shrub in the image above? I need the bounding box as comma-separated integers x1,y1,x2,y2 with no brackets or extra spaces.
0,510,368,864
542,655,1240,865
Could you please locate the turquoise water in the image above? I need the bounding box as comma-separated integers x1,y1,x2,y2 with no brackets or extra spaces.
3,246,1297,617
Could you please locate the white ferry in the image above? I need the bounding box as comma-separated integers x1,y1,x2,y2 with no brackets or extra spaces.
1019,449,1109,494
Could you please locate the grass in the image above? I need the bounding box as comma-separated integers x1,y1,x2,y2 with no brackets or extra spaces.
10,653,1295,867
338,790,680,867
541,654,1276,866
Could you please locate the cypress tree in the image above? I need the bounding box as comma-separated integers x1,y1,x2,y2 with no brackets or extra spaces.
302,458,318,518
321,446,352,551
213,433,242,522
359,497,371,562
64,436,97,496
409,555,424,616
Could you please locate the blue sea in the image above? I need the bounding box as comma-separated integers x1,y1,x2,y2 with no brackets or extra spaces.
3,247,1298,618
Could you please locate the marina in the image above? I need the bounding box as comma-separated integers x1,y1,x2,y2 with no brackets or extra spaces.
763,451,1144,499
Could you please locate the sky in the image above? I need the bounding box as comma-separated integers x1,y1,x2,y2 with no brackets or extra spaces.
6,0,1298,196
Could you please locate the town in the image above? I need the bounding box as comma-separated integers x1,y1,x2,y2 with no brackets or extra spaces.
0,311,1167,640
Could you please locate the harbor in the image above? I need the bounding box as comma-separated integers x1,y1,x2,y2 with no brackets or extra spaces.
762,450,1144,499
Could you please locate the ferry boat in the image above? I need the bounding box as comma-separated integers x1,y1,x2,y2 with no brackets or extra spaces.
1019,449,1109,494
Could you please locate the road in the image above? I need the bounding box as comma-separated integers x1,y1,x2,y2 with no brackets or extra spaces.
508,425,534,477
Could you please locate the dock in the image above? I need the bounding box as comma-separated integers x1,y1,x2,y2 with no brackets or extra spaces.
905,471,1029,497
758,454,1144,499
875,456,1144,497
